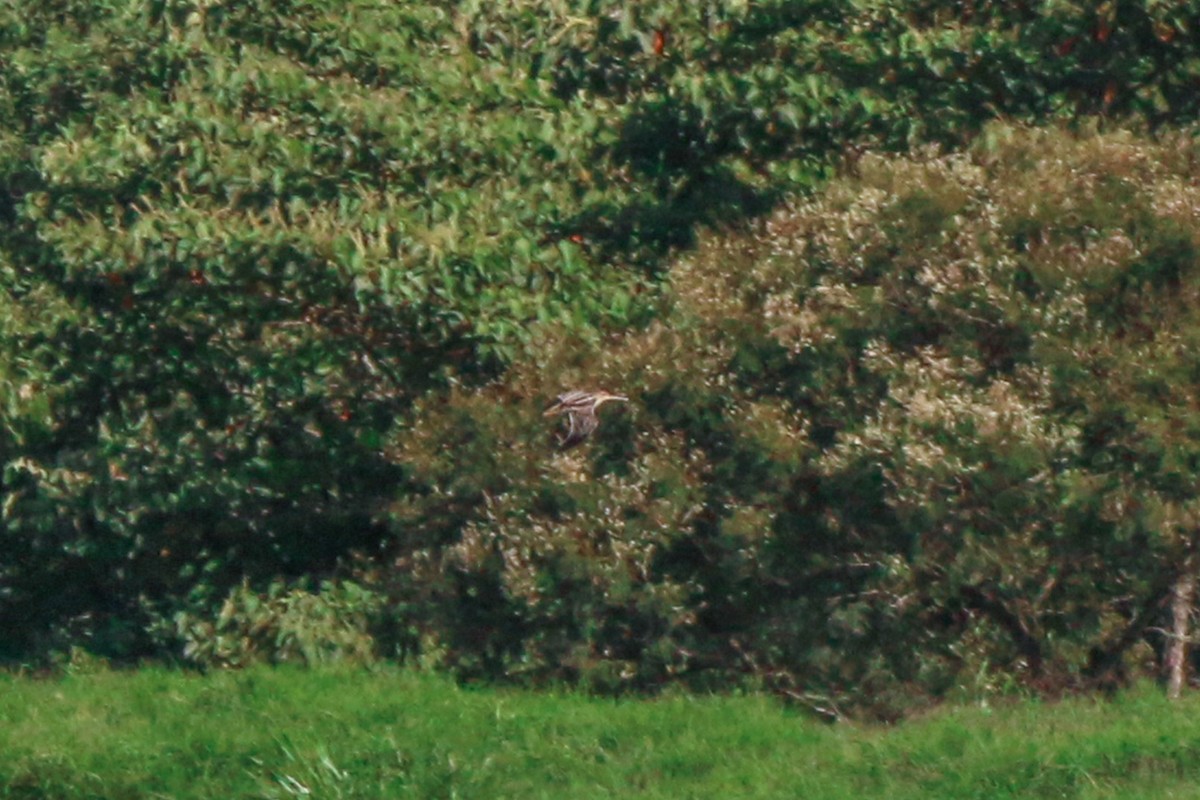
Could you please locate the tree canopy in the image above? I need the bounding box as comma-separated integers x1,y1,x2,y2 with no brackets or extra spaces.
4,0,1200,716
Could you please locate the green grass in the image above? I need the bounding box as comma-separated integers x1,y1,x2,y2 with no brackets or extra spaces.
2,667,1199,799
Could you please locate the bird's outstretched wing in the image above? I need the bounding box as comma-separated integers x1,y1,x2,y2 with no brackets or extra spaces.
544,390,591,417
559,408,599,449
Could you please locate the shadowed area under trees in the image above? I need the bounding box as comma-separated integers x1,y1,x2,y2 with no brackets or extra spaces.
4,0,1200,718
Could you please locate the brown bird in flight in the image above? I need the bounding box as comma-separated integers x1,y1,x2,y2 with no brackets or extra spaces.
543,390,628,449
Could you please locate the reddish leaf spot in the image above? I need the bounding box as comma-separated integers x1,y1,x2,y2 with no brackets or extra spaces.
653,28,666,56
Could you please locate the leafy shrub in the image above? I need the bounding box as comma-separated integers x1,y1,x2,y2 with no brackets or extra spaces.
174,579,384,668
385,124,1200,715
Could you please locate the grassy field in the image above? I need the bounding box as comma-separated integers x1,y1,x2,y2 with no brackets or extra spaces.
2,667,1199,799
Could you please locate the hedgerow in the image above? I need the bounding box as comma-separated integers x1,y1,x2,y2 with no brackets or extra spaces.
3,0,1200,710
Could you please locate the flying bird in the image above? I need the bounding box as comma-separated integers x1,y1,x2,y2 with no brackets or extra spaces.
543,390,628,449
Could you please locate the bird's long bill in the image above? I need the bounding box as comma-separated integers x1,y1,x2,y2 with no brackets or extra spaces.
596,394,628,406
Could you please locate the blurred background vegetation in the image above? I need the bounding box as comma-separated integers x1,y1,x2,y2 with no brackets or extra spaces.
4,0,1200,718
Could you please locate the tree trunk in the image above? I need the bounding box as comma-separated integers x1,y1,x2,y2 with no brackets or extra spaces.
1166,571,1194,700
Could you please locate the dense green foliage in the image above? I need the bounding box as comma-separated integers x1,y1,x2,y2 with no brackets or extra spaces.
5,0,1200,715
387,127,1200,714
5,666,1200,799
